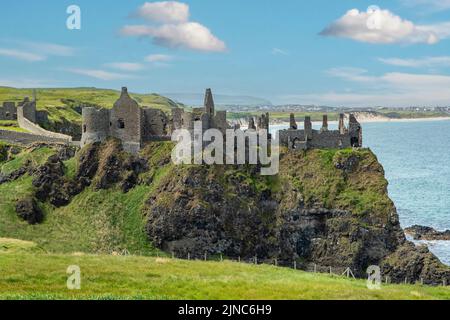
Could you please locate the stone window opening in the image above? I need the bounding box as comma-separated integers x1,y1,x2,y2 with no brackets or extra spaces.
83,125,87,133
5,112,10,118
118,118,125,129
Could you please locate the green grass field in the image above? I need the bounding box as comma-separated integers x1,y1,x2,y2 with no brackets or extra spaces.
0,242,448,300
0,87,183,130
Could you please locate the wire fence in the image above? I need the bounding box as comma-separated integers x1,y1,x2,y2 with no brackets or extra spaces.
139,250,449,287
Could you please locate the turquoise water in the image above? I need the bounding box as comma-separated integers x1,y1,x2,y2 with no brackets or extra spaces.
271,120,450,265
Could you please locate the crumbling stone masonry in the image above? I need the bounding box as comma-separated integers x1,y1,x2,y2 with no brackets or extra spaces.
171,88,229,135
279,113,362,150
81,87,170,154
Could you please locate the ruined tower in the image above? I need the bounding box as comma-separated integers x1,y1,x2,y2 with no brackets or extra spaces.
290,113,298,130
321,115,328,132
204,88,215,118
248,117,256,130
304,116,312,140
338,113,346,134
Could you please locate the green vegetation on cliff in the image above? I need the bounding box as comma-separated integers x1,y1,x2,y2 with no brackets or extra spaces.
0,87,183,136
0,141,449,298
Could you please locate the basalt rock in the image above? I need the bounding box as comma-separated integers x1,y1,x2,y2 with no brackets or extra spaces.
404,225,450,241
144,148,450,284
15,197,43,224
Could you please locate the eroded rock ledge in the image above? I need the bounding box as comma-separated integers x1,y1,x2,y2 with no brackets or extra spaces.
405,225,450,241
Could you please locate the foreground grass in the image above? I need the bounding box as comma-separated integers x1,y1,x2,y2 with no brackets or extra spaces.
0,250,448,300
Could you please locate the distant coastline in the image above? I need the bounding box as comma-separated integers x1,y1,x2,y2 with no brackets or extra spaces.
231,115,450,127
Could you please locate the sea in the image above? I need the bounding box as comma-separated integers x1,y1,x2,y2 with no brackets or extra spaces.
270,119,450,266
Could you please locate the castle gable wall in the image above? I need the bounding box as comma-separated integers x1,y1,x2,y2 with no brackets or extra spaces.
110,88,143,147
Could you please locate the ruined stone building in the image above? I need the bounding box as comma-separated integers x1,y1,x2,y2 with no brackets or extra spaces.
81,87,170,153
0,95,48,124
81,87,230,153
279,113,362,150
0,102,17,120
171,88,229,135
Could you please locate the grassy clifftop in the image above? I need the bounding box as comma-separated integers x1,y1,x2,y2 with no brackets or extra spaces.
0,87,183,136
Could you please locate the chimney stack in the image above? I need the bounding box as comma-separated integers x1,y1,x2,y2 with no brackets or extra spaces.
290,113,298,130
321,115,328,132
339,113,346,134
304,116,312,140
204,88,215,117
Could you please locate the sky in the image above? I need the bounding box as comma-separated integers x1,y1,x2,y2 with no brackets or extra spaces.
1,0,450,107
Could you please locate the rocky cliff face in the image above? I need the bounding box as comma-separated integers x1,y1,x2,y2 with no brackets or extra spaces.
5,139,449,285
143,147,450,285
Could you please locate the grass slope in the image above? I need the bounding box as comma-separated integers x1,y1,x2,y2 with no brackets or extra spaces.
0,247,448,300
0,142,176,256
0,87,182,130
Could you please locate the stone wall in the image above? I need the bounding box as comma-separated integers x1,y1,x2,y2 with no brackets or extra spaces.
17,107,72,143
80,107,110,147
0,129,71,145
143,108,168,138
19,98,36,123
0,102,17,120
279,114,362,150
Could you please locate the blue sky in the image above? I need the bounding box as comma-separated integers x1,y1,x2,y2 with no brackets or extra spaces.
1,0,450,106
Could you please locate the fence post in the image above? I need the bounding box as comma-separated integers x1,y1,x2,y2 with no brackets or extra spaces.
405,277,408,285
238,256,241,263
274,258,278,266
254,256,258,265
187,252,190,260
314,264,317,273
204,252,207,261
329,266,332,275
172,251,175,259
444,279,447,287
293,261,297,270
220,254,223,262
420,278,423,285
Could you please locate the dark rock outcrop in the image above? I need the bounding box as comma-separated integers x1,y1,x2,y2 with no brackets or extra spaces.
404,225,450,241
15,197,43,224
144,148,450,285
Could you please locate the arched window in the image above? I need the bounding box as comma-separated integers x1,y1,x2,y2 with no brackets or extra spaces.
118,119,125,129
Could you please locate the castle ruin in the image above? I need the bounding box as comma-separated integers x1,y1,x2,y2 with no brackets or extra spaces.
81,87,170,153
279,113,362,150
171,88,229,135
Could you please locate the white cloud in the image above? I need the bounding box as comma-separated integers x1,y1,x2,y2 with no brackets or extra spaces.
19,41,75,56
134,1,189,23
121,2,226,53
104,62,145,71
282,68,450,107
145,54,173,62
121,22,226,52
271,48,289,56
379,56,450,68
320,7,448,44
326,67,375,82
65,68,134,81
0,48,45,62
